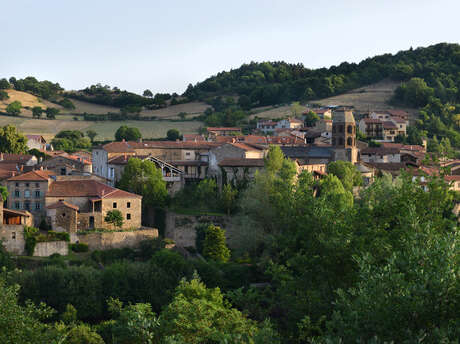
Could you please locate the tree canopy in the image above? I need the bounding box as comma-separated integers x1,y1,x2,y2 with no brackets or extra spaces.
115,125,142,142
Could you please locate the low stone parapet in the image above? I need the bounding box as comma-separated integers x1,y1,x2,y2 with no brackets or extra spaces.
34,241,69,257
77,228,159,251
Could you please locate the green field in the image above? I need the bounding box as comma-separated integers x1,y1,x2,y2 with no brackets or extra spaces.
0,115,204,141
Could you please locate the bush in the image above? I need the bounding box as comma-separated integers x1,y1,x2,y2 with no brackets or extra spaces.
70,243,89,253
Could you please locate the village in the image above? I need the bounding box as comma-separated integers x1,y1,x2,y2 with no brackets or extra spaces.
0,106,458,257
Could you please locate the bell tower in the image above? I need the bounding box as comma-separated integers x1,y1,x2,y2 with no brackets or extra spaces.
332,110,357,163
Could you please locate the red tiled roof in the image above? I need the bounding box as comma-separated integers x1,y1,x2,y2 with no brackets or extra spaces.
444,175,460,182
391,117,406,123
386,110,409,118
182,134,205,142
8,169,55,181
26,134,46,142
100,140,222,153
231,143,263,151
361,147,400,155
47,200,79,211
0,153,35,163
362,118,382,124
47,180,141,199
219,158,265,167
383,121,398,130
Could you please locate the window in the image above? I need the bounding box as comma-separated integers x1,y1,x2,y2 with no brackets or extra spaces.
35,190,40,198
15,182,19,187
25,183,29,187
24,201,30,210
12,232,16,240
347,137,353,146
14,190,20,198
60,168,66,175
339,137,344,145
24,190,31,198
35,202,41,210
35,183,40,188
127,213,131,220
113,202,117,208
127,202,131,208
15,202,20,209
347,125,353,134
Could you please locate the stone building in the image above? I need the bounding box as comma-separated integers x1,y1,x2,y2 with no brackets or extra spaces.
331,110,358,164
45,179,142,231
5,169,56,224
39,155,92,176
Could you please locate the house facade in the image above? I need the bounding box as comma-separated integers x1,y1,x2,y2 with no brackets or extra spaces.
45,180,142,231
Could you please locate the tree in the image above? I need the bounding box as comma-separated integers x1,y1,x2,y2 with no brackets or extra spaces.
64,324,104,344
202,224,231,262
86,130,97,143
115,125,142,141
159,277,265,343
0,90,9,101
166,128,181,141
265,145,285,173
45,107,59,119
0,276,58,344
178,112,187,120
0,78,10,89
6,101,22,116
59,98,75,110
32,106,43,119
327,160,363,192
238,95,252,110
143,89,153,98
105,210,124,228
290,101,303,117
118,158,168,208
0,185,9,202
0,125,28,154
304,110,320,127
221,183,237,215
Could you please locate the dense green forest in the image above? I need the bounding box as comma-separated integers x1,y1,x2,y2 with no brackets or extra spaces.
1,149,459,343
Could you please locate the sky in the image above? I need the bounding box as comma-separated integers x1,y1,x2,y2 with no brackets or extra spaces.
2,0,459,95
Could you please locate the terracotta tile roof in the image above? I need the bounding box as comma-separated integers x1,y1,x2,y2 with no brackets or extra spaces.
47,200,79,211
258,120,277,126
182,134,205,142
47,180,141,199
362,118,382,124
391,117,406,123
215,136,235,143
3,208,31,217
100,140,222,152
99,141,136,153
267,136,303,145
383,121,398,130
8,169,55,181
287,118,303,123
0,153,35,163
444,175,460,182
381,143,424,152
219,158,265,167
231,142,264,151
361,147,400,155
108,155,150,165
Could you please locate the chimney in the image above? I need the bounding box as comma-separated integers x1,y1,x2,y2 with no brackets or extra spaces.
122,138,125,142
124,153,127,161
20,165,23,172
0,153,3,161
40,166,43,170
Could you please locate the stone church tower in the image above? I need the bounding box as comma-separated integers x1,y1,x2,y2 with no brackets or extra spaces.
331,110,358,163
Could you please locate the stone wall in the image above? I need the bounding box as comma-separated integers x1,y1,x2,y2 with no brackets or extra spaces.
77,228,158,251
0,225,25,255
165,211,231,248
34,241,69,257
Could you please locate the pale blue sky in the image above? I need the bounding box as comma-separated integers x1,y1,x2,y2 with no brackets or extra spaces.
2,0,459,94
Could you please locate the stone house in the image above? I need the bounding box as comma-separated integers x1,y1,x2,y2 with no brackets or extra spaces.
26,135,47,151
92,140,220,181
207,127,242,139
5,169,56,224
256,120,277,133
45,179,142,232
0,153,38,167
218,158,265,184
383,121,398,141
360,147,401,163
359,118,384,140
276,118,303,130
39,155,92,176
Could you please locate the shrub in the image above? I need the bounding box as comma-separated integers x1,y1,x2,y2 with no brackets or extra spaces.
70,243,89,253
202,224,231,263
